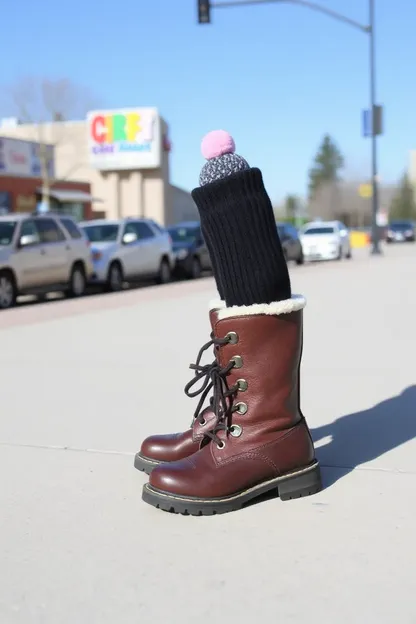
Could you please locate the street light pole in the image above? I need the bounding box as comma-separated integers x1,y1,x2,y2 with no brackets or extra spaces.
368,0,381,254
200,0,382,254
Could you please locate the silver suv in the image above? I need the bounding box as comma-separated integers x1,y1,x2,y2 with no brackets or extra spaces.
0,213,93,309
80,218,175,291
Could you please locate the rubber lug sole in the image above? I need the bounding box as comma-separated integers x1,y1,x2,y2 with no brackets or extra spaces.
142,461,322,515
134,452,161,475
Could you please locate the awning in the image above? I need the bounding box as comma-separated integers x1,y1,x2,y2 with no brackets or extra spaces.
36,188,103,203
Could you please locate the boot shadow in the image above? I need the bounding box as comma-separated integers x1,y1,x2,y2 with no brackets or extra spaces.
312,385,416,487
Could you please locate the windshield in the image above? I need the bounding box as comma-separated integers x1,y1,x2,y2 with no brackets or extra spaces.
82,224,120,242
0,221,17,246
168,226,200,243
390,221,412,231
302,227,335,235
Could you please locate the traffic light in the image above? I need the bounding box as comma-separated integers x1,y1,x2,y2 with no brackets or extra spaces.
198,0,211,24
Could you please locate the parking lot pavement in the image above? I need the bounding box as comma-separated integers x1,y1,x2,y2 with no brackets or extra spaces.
1,243,415,623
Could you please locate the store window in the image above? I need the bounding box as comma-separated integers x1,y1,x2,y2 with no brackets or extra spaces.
35,197,85,222
53,202,84,221
0,191,11,215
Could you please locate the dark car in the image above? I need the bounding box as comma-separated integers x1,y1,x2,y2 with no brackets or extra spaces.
386,220,415,243
168,221,212,279
277,222,304,264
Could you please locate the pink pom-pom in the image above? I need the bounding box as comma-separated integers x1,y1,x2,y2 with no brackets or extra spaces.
201,130,235,160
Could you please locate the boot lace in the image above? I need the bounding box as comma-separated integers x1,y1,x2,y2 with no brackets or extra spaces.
184,333,238,428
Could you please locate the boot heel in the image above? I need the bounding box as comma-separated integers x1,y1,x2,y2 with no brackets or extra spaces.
278,463,322,501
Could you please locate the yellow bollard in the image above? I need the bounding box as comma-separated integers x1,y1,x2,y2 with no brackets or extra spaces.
349,230,370,248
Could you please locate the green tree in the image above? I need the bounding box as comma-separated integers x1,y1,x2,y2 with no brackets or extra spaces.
390,174,416,220
308,134,345,200
284,194,299,221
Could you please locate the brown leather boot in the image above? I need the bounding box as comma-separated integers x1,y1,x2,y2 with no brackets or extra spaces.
142,295,322,514
134,301,226,474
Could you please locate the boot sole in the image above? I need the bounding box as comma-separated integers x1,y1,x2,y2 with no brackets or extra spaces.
134,452,161,475
142,461,322,515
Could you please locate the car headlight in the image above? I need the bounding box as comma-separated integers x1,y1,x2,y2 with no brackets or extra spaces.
176,249,188,260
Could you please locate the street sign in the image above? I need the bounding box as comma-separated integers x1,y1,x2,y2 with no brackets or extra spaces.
358,183,372,198
362,109,372,138
362,105,384,137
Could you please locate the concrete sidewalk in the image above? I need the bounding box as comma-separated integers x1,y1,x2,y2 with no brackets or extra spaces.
0,244,415,623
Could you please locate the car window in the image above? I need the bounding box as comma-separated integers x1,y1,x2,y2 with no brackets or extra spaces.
150,220,165,235
82,224,120,242
123,223,137,237
390,221,412,231
20,219,41,244
134,222,155,240
0,220,17,246
302,226,335,235
286,224,299,238
168,225,200,243
35,218,66,243
60,218,83,240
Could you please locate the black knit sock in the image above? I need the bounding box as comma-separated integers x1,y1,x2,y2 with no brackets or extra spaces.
192,168,291,307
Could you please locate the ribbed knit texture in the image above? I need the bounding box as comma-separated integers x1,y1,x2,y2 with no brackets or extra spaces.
192,167,291,307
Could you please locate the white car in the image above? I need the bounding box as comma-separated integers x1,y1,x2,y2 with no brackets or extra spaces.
0,213,93,309
80,218,175,291
300,221,352,261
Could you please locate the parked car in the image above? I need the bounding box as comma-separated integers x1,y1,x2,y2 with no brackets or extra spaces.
168,221,212,279
276,222,304,265
0,212,93,309
300,220,352,261
386,220,415,243
80,218,175,291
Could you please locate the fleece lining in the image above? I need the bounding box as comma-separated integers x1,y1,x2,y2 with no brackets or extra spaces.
217,294,306,320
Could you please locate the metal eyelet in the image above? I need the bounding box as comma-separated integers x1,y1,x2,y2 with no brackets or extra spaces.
230,424,243,438
234,402,248,415
199,418,206,426
216,441,225,449
236,379,248,392
230,355,243,369
225,331,239,345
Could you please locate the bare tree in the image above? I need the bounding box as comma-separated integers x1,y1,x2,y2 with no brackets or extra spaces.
7,77,98,210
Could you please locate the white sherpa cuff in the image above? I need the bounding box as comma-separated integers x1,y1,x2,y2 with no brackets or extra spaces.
217,294,306,320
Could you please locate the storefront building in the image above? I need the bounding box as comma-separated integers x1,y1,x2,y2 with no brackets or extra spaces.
0,110,198,225
0,136,94,219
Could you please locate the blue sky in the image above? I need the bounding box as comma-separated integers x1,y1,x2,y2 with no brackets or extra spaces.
1,0,414,203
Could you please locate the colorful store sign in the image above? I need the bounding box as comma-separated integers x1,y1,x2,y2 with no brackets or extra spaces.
87,108,161,171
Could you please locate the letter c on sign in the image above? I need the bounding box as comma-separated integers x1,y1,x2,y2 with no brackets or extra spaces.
91,116,106,144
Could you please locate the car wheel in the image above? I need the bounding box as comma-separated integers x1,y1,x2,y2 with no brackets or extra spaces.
68,264,86,298
190,257,202,279
336,246,343,260
157,258,171,284
346,247,352,259
296,251,304,265
0,271,16,310
106,262,123,292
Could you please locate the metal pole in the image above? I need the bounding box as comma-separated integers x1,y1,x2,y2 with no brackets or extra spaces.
369,0,381,254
